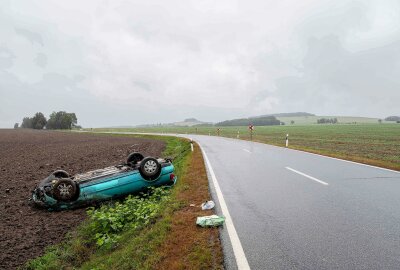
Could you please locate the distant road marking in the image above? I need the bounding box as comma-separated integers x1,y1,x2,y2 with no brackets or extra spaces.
199,144,251,270
243,148,251,153
286,167,329,186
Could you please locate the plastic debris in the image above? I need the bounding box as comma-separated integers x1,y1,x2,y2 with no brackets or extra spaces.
201,200,215,210
196,215,225,227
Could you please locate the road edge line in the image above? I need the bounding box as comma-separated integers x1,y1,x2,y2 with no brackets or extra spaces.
198,143,251,270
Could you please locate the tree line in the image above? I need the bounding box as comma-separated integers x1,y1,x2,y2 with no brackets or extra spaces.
16,111,79,130
317,118,338,124
215,116,282,126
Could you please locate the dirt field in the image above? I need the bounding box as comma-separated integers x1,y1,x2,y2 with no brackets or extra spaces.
0,129,165,269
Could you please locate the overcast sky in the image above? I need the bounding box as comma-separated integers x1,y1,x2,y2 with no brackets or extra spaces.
1,0,399,127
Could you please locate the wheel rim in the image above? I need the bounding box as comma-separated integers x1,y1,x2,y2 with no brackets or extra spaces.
144,160,157,174
58,183,72,197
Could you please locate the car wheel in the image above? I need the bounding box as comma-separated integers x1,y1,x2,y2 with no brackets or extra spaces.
139,157,161,181
52,179,78,202
52,170,70,178
127,152,144,165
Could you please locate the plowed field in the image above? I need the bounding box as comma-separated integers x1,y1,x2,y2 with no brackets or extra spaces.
0,129,165,269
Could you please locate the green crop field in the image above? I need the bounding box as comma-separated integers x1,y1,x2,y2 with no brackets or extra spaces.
93,124,400,171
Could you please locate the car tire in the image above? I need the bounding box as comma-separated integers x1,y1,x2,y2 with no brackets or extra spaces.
52,179,78,202
139,157,161,181
127,152,144,165
52,170,70,178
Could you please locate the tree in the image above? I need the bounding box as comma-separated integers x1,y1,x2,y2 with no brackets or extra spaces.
290,120,295,125
14,123,19,129
68,113,77,129
21,117,33,128
46,111,78,129
378,119,382,124
31,112,47,129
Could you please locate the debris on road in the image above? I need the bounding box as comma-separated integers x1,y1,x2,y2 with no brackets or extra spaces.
201,200,215,210
196,215,225,227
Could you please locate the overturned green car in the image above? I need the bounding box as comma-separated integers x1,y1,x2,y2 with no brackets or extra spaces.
31,153,176,210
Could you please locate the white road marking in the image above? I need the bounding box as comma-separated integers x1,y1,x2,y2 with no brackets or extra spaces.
243,148,251,153
286,167,329,186
199,144,251,270
285,148,400,174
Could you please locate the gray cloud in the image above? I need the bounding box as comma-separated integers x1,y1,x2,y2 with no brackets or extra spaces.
15,27,44,46
1,0,400,128
34,53,47,68
272,33,400,117
0,47,15,70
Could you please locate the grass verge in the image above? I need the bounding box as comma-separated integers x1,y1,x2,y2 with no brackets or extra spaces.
23,134,223,270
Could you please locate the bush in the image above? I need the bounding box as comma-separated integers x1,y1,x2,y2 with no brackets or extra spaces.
86,187,170,249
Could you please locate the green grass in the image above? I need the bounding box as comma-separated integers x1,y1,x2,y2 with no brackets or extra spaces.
24,134,192,270
93,124,400,171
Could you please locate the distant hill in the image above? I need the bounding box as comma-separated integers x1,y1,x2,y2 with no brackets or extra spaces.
216,116,281,126
135,118,211,127
216,112,314,126
183,118,198,122
109,113,394,129
172,118,212,127
215,112,390,126
385,116,400,122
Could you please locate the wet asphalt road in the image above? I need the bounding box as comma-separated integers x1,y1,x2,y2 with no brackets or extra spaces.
99,132,400,269
187,135,400,270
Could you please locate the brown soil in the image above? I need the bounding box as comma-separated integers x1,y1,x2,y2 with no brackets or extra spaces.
0,129,165,270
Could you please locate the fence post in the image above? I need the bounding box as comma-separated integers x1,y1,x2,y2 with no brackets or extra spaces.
286,134,289,147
